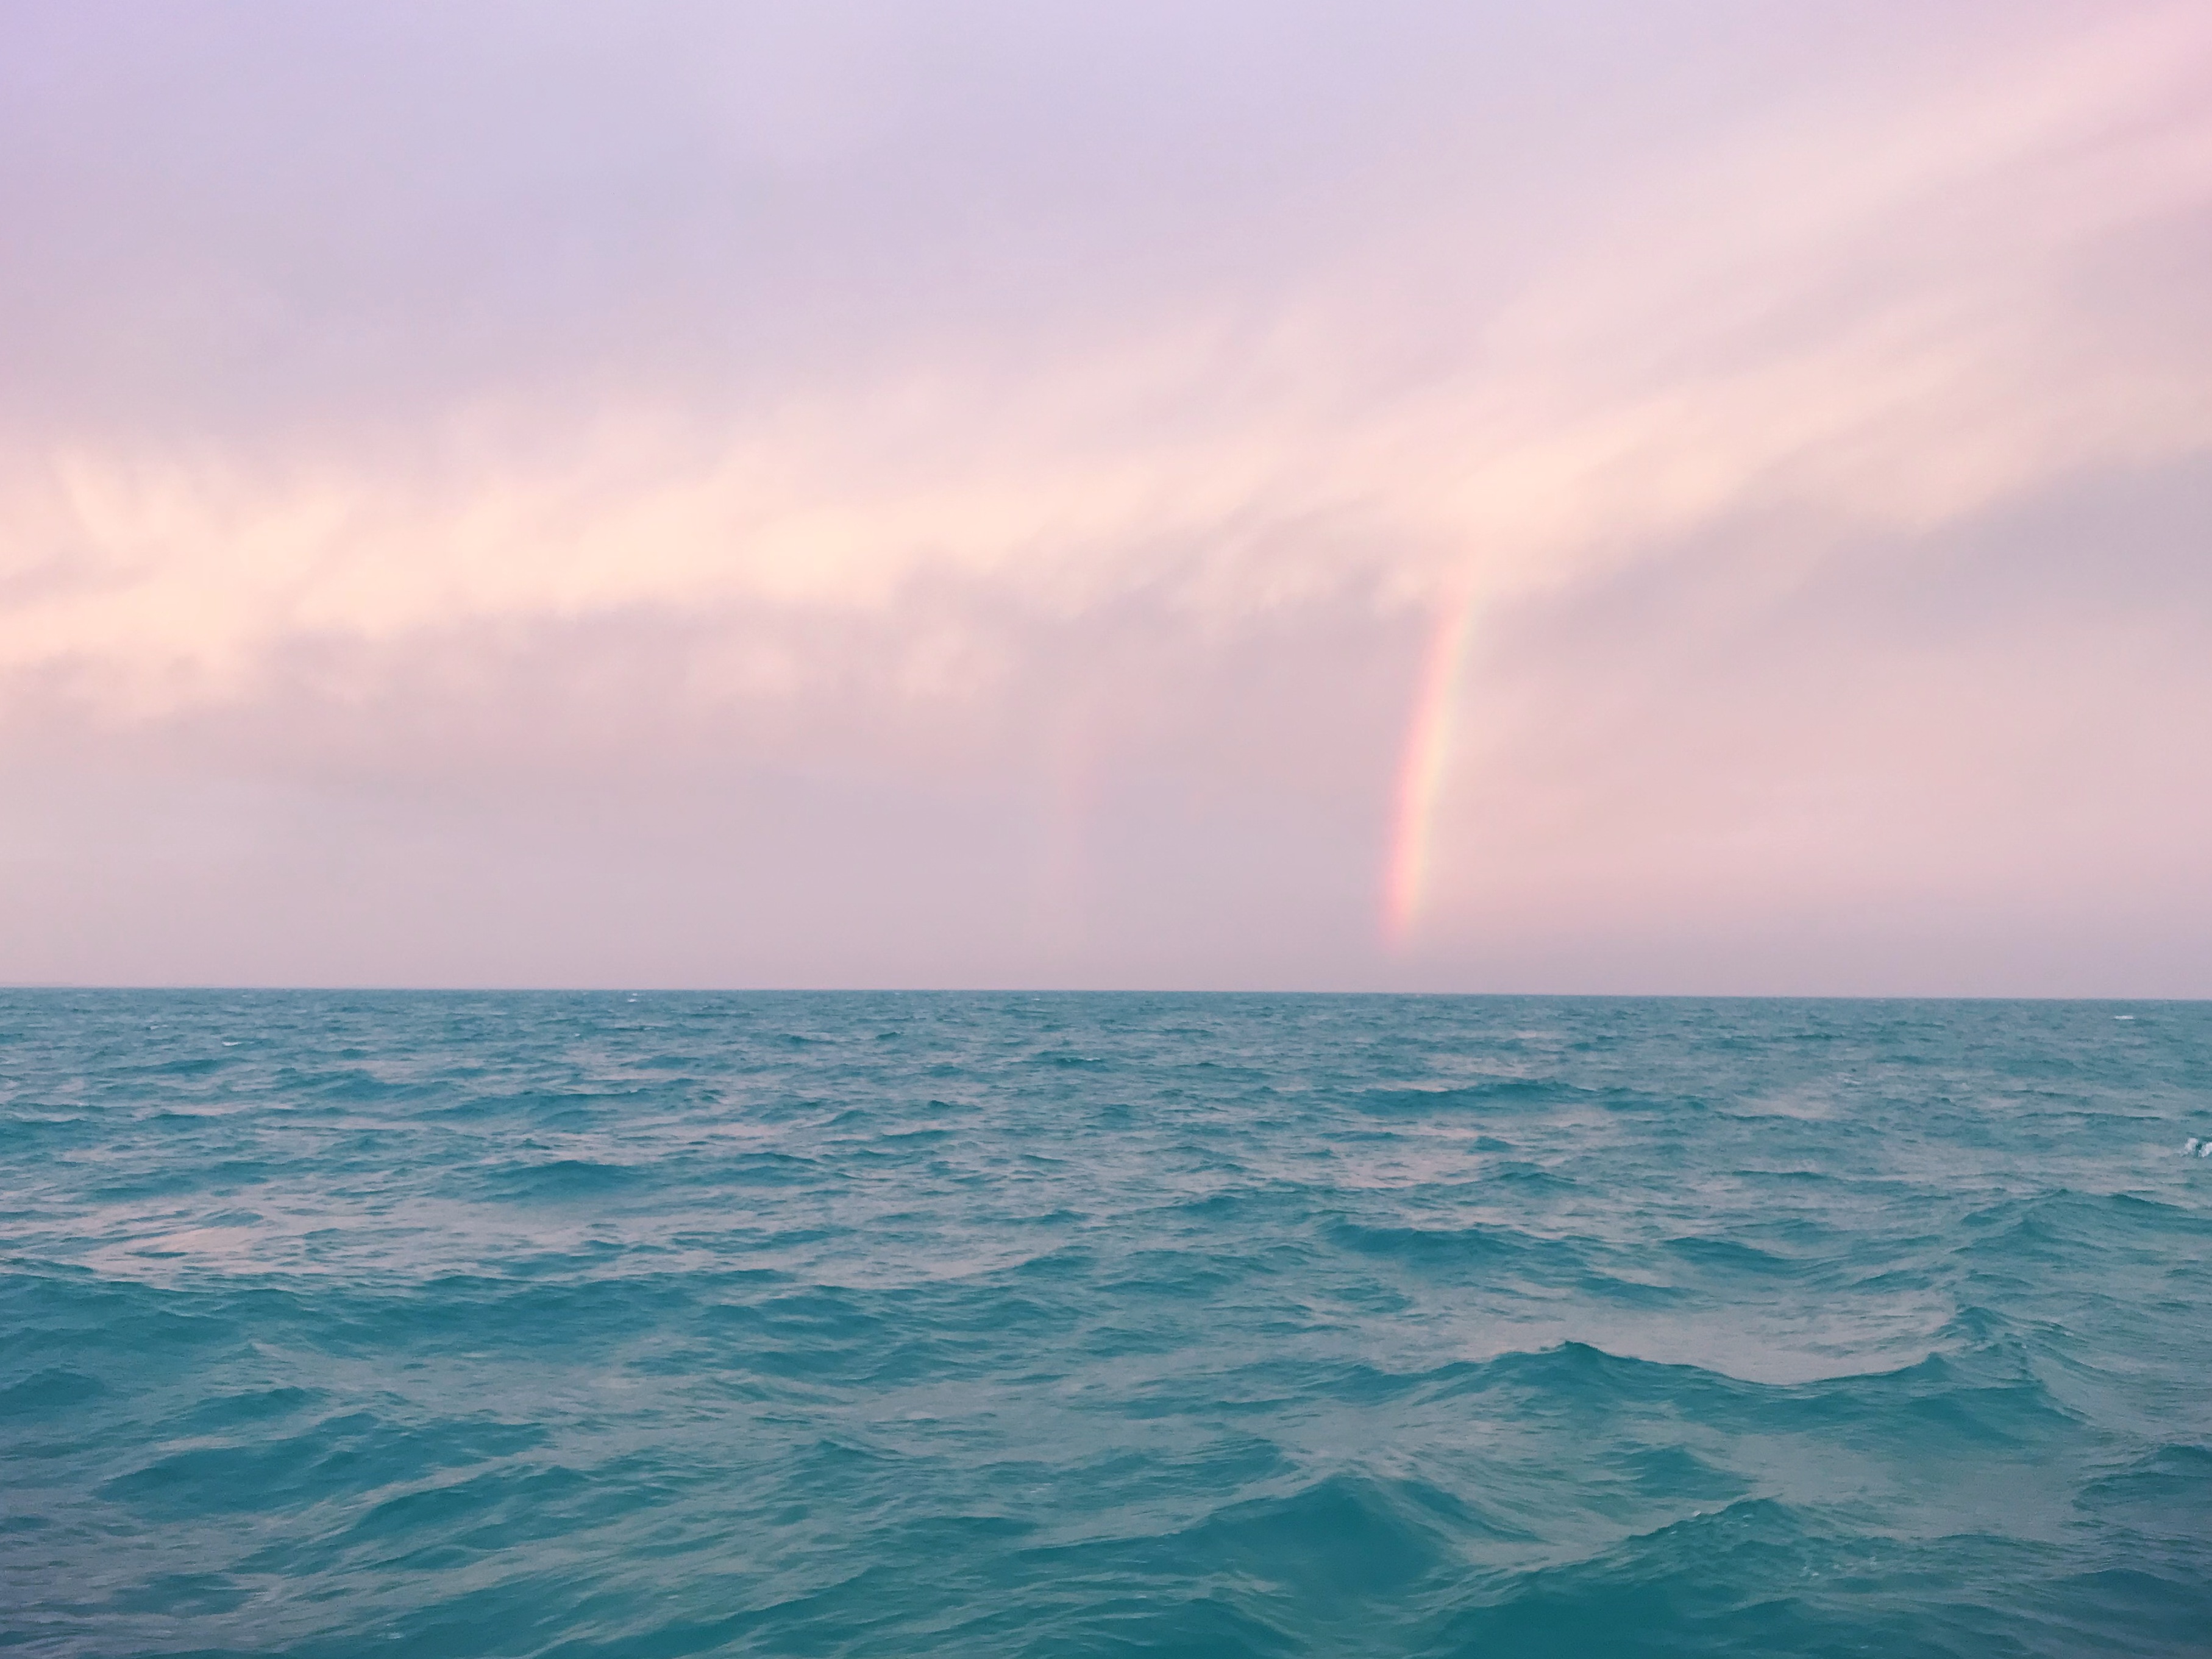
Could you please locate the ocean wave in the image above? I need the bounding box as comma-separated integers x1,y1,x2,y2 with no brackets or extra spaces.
3,991,2210,1655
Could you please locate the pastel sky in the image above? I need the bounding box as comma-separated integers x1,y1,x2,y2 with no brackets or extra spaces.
5,2,2210,992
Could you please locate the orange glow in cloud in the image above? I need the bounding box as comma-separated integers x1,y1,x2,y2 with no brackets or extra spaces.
1382,586,1478,948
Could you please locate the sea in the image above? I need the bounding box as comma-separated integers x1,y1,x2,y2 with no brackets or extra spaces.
3,992,2208,1657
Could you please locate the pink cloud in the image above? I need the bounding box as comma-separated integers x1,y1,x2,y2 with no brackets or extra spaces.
2,2,2208,988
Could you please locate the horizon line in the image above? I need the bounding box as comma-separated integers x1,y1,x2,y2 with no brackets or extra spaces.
3,984,2204,1003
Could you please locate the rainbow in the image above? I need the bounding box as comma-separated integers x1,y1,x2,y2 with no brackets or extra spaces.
1381,586,1479,948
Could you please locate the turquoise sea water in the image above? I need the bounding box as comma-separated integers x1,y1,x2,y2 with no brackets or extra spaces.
3,992,2209,1657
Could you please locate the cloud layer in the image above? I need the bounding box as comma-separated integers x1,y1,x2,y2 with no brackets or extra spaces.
4,1,2210,989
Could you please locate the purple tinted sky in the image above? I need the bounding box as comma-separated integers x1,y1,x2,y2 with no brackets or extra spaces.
4,2,2210,991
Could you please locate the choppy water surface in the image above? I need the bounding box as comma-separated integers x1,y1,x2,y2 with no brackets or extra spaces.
4,992,2209,1657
